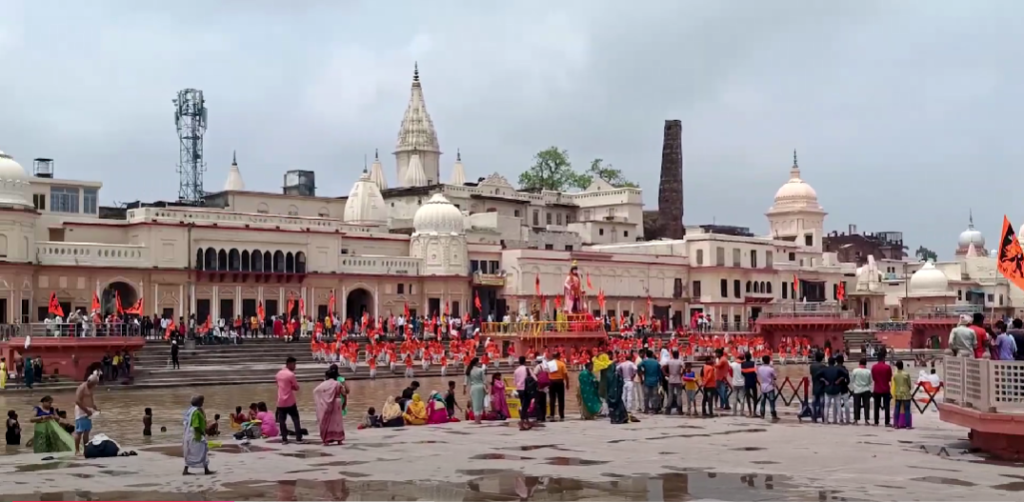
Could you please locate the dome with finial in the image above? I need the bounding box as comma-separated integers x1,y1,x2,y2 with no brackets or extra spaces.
771,150,821,211
223,151,246,191
909,261,953,296
0,150,32,207
413,193,464,235
957,210,985,251
369,149,388,190
450,149,466,185
344,169,387,225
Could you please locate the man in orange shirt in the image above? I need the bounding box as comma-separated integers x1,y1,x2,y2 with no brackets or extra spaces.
714,348,732,411
969,313,989,359
548,353,569,421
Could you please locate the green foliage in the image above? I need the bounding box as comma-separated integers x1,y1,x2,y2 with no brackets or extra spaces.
915,245,938,261
518,148,636,192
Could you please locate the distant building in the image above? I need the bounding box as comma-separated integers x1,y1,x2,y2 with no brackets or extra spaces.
823,225,908,265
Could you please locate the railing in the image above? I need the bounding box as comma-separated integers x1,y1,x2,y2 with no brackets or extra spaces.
17,322,145,338
0,324,22,341
871,321,911,331
762,311,855,319
687,321,755,332
943,357,1024,413
36,241,150,267
481,319,605,335
338,256,422,276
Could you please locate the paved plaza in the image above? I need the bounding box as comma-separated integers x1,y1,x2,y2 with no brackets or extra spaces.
1,411,1021,501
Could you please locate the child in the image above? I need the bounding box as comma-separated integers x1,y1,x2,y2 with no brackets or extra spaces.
5,410,20,446
206,414,221,436
229,406,246,430
444,380,462,418
359,407,382,429
682,363,698,416
247,403,258,422
143,408,153,436
255,402,278,438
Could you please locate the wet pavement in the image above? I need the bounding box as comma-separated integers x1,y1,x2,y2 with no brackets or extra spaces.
0,409,1021,501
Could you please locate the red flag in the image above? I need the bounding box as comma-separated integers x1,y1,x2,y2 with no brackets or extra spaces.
837,282,846,302
298,298,306,317
164,320,176,340
91,292,101,313
327,289,336,317
474,292,482,311
125,297,144,315
257,301,266,322
597,289,606,309
554,296,562,310
286,294,295,320
47,292,64,317
997,215,1024,292
535,274,541,295
115,291,124,316
586,273,593,290
403,302,410,318
792,274,799,299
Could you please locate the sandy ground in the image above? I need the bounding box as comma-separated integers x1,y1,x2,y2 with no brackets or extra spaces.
1,410,1021,501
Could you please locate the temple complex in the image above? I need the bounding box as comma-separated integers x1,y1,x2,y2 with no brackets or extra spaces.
0,64,1020,348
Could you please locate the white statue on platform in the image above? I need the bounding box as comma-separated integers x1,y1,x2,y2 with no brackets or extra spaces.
855,255,883,293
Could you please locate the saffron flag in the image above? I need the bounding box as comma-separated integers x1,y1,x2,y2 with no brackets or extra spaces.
47,292,64,317
474,291,482,311
997,215,1024,292
327,289,336,317
91,292,100,313
125,297,144,315
286,295,295,320
792,274,799,299
586,272,593,290
298,298,305,317
257,301,266,322
403,302,410,318
597,289,606,309
115,291,124,316
535,274,541,296
837,282,846,302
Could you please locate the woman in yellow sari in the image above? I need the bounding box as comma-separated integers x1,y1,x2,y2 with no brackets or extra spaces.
403,394,428,425
0,357,6,390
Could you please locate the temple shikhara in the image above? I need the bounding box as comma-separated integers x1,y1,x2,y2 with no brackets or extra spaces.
0,65,1021,343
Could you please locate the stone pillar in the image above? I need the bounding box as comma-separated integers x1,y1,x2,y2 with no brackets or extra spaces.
179,284,185,319
213,287,219,320
656,119,684,239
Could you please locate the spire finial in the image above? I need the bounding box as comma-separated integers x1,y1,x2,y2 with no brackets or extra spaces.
413,62,419,84
969,208,974,227
793,149,798,168
232,150,237,165
457,148,461,162
374,148,379,161
364,154,368,173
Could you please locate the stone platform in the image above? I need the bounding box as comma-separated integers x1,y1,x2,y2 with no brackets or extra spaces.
1,411,1021,501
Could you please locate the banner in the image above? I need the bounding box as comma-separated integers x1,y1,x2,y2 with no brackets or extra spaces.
997,215,1024,291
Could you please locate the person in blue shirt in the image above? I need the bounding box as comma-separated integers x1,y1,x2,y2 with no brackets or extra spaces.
638,350,662,414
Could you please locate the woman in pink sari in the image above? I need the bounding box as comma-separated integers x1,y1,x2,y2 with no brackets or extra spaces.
314,364,348,445
490,373,510,419
426,391,449,424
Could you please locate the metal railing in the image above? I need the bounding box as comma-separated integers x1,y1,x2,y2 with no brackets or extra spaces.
481,320,605,335
870,321,911,332
7,322,145,338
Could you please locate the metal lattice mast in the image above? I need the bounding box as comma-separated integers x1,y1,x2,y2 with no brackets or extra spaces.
173,89,208,203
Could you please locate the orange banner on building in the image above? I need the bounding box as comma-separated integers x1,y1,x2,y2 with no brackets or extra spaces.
997,215,1024,291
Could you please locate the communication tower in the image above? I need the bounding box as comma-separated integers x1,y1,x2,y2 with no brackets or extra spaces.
173,89,208,204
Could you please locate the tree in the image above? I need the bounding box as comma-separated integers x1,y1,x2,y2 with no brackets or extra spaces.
915,245,938,262
577,158,637,189
518,147,578,192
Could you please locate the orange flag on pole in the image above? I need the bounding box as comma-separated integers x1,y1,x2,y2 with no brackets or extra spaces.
997,215,1024,292
91,292,101,313
48,292,64,317
792,275,799,299
257,301,265,322
125,297,144,315
327,289,336,317
115,291,124,316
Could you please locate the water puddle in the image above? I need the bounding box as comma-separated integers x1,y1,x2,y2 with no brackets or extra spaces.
507,444,568,451
278,450,333,459
911,476,976,487
750,460,779,465
337,471,371,478
544,456,609,466
470,453,532,460
316,460,368,467
14,461,80,472
142,443,274,458
457,468,515,476
992,481,1024,492
98,470,136,476
732,447,765,451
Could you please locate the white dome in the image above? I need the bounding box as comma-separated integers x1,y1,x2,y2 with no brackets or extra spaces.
0,150,32,207
958,225,985,249
413,193,464,235
343,171,387,225
769,151,823,212
909,261,951,296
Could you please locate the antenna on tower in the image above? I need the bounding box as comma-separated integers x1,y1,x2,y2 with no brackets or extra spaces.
173,89,208,204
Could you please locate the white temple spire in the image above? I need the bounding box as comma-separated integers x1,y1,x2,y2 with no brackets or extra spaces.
404,153,428,187
450,148,466,185
395,62,441,186
369,148,388,190
223,151,245,191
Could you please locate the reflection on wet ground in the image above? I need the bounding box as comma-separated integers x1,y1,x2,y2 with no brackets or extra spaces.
470,453,532,460
544,456,609,466
911,476,977,487
278,450,334,459
141,443,275,457
0,469,820,502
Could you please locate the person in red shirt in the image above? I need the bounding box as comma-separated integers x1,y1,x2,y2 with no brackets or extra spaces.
870,349,893,427
969,313,989,359
275,356,303,443
714,348,732,410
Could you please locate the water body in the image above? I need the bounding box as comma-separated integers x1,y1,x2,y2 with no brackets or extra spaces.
0,364,863,453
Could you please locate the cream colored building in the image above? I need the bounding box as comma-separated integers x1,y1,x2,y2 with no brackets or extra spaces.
0,66,1017,328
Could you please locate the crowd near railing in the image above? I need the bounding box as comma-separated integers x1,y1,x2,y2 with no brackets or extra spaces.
942,356,1024,413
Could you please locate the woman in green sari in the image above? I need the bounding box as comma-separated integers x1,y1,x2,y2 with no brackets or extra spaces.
577,362,602,419
31,396,74,453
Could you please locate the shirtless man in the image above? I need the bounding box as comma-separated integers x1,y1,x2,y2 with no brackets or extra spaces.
74,373,100,455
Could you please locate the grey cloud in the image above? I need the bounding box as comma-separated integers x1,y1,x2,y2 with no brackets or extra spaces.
1,0,1020,256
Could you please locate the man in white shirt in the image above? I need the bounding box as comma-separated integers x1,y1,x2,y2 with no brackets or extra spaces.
616,356,638,413
729,356,745,415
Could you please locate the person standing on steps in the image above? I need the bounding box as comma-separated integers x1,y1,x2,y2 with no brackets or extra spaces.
170,341,180,369
276,356,304,444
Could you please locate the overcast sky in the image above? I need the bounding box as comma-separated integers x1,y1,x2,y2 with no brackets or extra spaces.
1,0,1020,258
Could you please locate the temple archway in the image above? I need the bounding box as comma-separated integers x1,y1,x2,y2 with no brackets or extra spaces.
102,281,139,316
346,288,372,321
